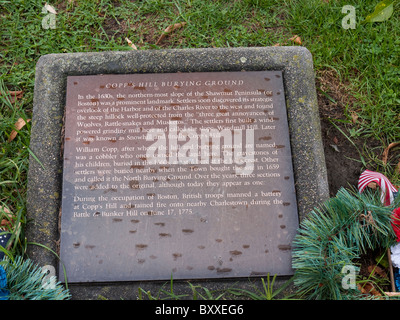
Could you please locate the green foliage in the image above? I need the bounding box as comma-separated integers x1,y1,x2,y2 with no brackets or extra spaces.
0,80,30,258
282,0,400,164
188,283,226,300
365,0,395,22
1,256,70,300
137,275,295,300
292,188,399,300
138,274,231,300
227,274,296,300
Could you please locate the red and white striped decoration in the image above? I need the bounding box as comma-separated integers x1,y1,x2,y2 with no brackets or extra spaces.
358,170,398,206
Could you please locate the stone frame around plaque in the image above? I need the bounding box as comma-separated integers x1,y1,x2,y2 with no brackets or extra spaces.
27,47,329,297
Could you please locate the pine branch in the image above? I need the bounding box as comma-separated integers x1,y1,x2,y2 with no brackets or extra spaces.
1,256,70,300
292,187,398,300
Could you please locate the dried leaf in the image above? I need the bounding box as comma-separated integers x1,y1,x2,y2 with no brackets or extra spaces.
125,37,137,50
0,206,13,229
382,142,400,165
44,3,57,14
358,282,381,296
273,34,301,47
368,182,377,189
367,264,387,278
0,206,11,215
351,111,358,124
164,22,187,34
1,219,12,229
357,283,367,294
0,205,20,238
330,144,340,152
8,118,31,142
0,90,23,103
369,286,382,296
156,22,187,45
289,35,302,45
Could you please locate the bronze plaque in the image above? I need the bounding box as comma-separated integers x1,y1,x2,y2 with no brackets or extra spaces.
60,71,298,282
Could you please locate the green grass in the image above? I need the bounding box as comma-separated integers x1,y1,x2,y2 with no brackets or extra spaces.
136,273,295,300
0,0,399,296
284,1,400,145
295,0,399,180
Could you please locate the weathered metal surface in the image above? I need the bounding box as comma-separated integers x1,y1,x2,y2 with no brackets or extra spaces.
60,71,298,282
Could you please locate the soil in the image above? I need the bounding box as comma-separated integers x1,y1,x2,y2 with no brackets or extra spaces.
320,117,361,196
319,104,364,197
316,70,375,197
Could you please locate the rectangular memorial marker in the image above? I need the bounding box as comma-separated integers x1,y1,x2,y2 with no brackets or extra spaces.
60,70,299,282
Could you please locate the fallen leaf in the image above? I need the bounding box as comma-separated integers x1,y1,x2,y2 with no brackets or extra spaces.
156,22,187,45
358,282,381,296
0,206,11,215
0,206,20,239
289,35,302,45
273,34,301,47
351,111,358,124
330,144,340,152
44,3,57,14
357,283,366,293
365,0,394,22
163,22,187,34
1,219,11,229
125,37,137,50
0,205,13,229
333,136,339,145
0,90,23,103
382,141,400,165
8,118,31,142
367,264,387,278
369,285,382,296
368,182,377,189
